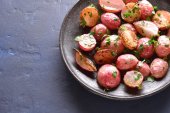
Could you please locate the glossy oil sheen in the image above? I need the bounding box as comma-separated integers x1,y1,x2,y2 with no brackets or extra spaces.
59,0,170,100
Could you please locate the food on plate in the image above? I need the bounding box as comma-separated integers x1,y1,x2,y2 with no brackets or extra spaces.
118,23,137,35
152,10,170,30
74,1,170,92
101,13,121,30
150,58,168,79
138,0,154,20
123,70,144,88
121,3,141,23
94,49,117,65
123,0,138,4
119,30,138,50
116,54,138,70
133,20,159,38
136,61,150,78
75,34,96,52
136,38,154,58
97,64,121,89
99,0,125,13
75,49,97,72
100,35,125,54
90,24,110,41
80,5,99,27
155,35,170,58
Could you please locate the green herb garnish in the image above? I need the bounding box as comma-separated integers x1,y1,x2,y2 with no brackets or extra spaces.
157,13,161,17
139,44,144,51
80,17,86,27
147,76,155,82
134,73,141,81
114,18,118,21
148,36,157,45
112,71,117,78
89,12,93,17
153,6,158,11
111,51,117,57
106,38,111,45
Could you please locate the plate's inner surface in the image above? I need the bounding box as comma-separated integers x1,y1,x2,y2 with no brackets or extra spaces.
60,0,170,99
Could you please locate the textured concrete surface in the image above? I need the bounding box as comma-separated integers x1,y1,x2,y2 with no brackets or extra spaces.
1,0,170,113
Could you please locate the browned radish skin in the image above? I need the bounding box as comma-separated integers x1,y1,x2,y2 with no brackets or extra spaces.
99,0,125,13
124,71,144,88
101,35,125,55
119,30,138,50
94,49,117,65
167,29,170,37
137,38,154,59
139,0,154,20
155,35,170,58
90,24,110,41
75,49,97,72
133,21,159,38
123,0,138,4
116,54,139,70
80,6,99,27
101,13,121,30
152,10,170,30
121,3,141,23
136,61,150,78
118,23,137,36
150,58,168,79
75,34,97,52
97,64,121,90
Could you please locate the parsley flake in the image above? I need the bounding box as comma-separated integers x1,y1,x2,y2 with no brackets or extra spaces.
106,38,111,45
112,71,117,78
147,76,155,82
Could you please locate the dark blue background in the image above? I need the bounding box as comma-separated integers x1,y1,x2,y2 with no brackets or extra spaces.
0,0,170,113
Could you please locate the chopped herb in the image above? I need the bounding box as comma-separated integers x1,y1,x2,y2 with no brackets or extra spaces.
144,59,151,64
153,6,158,11
146,17,151,21
111,51,117,57
123,11,132,18
74,36,81,41
89,12,93,17
106,38,111,45
112,71,117,78
157,13,161,17
130,58,134,61
120,26,127,31
114,18,118,21
89,31,95,35
133,50,140,58
98,31,102,35
138,84,143,90
132,5,139,13
147,76,155,82
137,34,142,39
106,29,110,35
89,3,95,7
95,47,100,51
134,73,141,81
139,44,144,51
80,17,86,27
148,37,157,45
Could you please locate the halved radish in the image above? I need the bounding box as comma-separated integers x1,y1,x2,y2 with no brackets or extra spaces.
99,0,125,13
80,5,99,27
120,30,138,50
152,10,170,30
121,3,141,23
94,49,117,65
133,20,159,38
75,34,97,52
75,49,97,72
118,23,137,35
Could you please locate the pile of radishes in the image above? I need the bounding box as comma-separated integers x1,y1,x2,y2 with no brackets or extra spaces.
74,0,170,90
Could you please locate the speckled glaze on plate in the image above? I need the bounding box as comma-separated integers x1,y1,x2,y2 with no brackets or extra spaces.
59,0,170,100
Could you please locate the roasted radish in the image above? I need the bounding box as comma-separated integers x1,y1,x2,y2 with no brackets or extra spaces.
136,61,150,78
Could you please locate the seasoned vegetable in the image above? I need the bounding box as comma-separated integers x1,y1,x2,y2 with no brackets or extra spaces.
97,64,121,89
101,35,125,55
124,70,144,88
152,10,170,30
155,35,170,58
90,24,110,41
101,13,121,30
138,0,154,20
116,54,138,70
120,30,138,50
121,3,141,23
133,20,159,38
75,49,97,72
137,38,154,58
94,49,117,65
123,0,138,4
99,0,125,13
80,5,99,27
75,34,97,52
136,61,150,78
150,58,168,79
